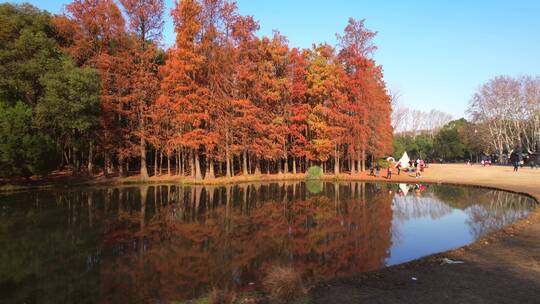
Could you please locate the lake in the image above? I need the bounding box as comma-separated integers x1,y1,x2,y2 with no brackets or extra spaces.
0,181,536,303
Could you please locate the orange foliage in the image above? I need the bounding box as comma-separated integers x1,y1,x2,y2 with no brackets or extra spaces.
56,0,393,177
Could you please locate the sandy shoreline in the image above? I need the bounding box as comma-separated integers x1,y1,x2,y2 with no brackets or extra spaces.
313,164,540,304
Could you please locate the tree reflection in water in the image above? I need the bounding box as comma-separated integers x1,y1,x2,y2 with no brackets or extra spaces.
0,182,535,303
98,182,393,302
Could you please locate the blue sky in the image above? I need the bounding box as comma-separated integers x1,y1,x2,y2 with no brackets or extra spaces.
11,0,540,118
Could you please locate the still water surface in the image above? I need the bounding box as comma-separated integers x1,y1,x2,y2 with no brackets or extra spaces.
0,182,536,303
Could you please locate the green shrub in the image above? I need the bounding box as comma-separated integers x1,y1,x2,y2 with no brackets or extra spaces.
376,159,390,169
304,166,323,180
305,180,323,194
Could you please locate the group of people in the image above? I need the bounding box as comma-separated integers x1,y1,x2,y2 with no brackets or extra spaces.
465,152,539,172
510,151,539,172
369,158,426,180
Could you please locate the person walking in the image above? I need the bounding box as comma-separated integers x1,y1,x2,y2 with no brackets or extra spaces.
375,163,380,177
530,155,538,169
510,151,520,172
387,166,392,179
396,163,401,175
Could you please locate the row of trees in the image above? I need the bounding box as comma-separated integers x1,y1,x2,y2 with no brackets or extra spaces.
393,118,486,161
468,75,540,159
393,75,540,163
0,1,392,179
391,106,453,136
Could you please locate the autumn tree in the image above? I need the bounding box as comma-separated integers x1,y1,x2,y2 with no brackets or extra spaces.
1,1,397,179
56,0,128,175
229,15,262,175
119,0,164,178
159,0,209,180
338,18,392,170
287,48,310,173
305,44,347,173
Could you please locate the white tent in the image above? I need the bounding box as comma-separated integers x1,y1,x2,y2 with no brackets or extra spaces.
399,183,410,196
395,152,410,168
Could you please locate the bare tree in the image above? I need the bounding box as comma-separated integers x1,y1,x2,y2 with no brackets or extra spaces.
390,88,409,132
393,107,452,136
468,75,540,160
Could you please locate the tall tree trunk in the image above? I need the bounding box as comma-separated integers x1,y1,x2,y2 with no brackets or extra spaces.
242,150,248,175
104,154,113,177
283,147,288,174
267,160,271,175
334,146,340,175
119,158,125,176
140,136,149,179
189,151,195,178
350,157,356,175
225,132,232,178
87,144,94,174
180,150,184,176
176,150,180,176
73,147,79,174
159,150,163,176
292,157,297,174
62,146,68,168
167,155,171,176
361,150,366,172
255,158,261,175
154,149,158,177
226,150,232,178
208,158,215,179
356,151,361,173
194,150,202,180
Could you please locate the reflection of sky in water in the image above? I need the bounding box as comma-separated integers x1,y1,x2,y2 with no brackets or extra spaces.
388,205,472,265
386,188,531,266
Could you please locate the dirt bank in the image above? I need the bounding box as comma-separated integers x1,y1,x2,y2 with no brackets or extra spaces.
312,164,540,304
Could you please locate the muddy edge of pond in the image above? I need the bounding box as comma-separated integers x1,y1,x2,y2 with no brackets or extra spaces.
2,164,540,303
311,165,540,304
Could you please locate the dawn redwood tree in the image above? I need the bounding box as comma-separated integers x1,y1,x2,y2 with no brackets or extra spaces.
260,32,290,174
287,48,310,173
230,15,262,175
305,44,347,173
57,0,126,66
159,0,209,180
56,0,128,175
197,0,239,179
119,0,164,178
338,18,392,170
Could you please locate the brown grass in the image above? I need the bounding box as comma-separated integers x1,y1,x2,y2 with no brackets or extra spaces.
263,266,307,303
207,288,236,304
